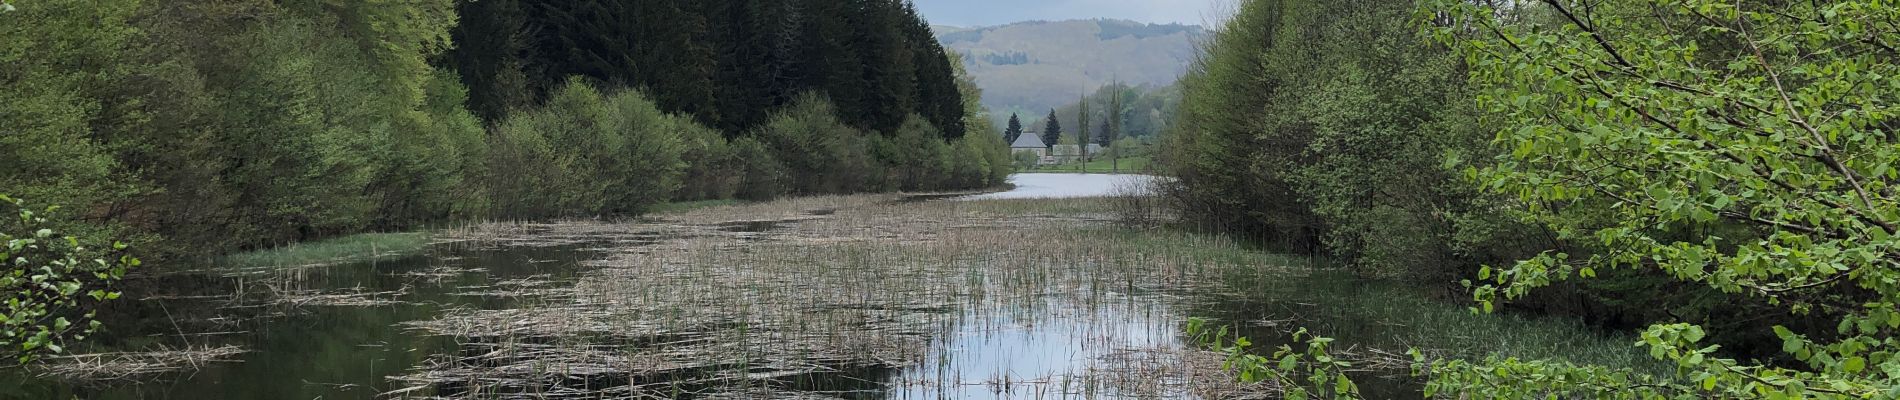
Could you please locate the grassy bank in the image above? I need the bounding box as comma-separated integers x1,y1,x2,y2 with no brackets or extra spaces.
1090,223,1657,376
1021,156,1156,174
220,232,433,269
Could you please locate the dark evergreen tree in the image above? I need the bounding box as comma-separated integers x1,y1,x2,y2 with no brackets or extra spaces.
1041,110,1063,151
902,2,966,139
448,0,965,137
1004,114,1024,144
447,0,532,122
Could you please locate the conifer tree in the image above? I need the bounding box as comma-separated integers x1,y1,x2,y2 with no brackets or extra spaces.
1004,114,1024,144
1041,110,1063,151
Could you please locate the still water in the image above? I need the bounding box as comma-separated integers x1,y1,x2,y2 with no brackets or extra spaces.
959,174,1158,200
2,176,1419,399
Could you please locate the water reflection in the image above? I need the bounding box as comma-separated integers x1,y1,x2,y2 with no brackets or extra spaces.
0,244,597,400
890,297,1186,399
960,174,1159,200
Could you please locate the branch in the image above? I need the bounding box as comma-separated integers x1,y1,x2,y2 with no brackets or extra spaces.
1541,0,1636,70
1735,10,1895,234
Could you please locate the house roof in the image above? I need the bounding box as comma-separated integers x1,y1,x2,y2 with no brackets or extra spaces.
1010,133,1047,148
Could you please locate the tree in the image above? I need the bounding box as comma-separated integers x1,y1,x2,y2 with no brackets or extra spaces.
1106,81,1124,170
1041,109,1063,151
1077,94,1092,160
1407,0,1900,397
1004,113,1025,145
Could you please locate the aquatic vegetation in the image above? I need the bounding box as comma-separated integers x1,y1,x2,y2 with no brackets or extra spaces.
220,232,432,270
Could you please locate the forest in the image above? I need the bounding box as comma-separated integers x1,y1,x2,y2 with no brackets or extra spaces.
1165,0,1900,397
0,0,1009,258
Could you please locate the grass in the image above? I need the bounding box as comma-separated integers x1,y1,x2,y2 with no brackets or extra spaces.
391,194,1657,398
647,199,747,214
217,200,740,270
1021,155,1157,174
220,232,432,269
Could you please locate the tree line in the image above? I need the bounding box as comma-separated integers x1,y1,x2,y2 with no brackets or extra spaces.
0,0,1008,260
1167,0,1899,396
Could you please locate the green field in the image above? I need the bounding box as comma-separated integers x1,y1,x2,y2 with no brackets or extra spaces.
1022,156,1156,174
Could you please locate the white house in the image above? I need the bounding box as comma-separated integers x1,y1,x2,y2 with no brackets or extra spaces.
1010,131,1048,157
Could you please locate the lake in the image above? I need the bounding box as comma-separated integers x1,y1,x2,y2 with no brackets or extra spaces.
959,173,1159,200
1,174,1644,399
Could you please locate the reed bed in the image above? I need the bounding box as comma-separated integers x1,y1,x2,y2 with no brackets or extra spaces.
34,345,246,382
390,194,1285,399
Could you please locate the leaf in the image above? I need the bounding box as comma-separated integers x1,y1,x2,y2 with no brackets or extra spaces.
1683,326,1705,343
1843,357,1866,374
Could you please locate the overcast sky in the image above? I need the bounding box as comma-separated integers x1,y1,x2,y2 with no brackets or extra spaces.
912,0,1230,28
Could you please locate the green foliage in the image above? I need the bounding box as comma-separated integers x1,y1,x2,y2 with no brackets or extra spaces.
1162,0,1524,276
1188,319,1361,399
1413,0,1900,396
221,232,430,269
0,0,1004,263
1013,151,1043,171
889,116,953,191
677,124,743,202
0,0,140,235
754,94,877,195
449,0,967,138
946,51,1015,187
0,0,488,254
487,80,687,219
730,137,789,201
1,196,136,364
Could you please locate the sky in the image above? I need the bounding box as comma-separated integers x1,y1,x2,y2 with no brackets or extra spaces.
911,0,1229,28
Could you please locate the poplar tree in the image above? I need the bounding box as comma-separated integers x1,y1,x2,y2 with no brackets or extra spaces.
1077,94,1092,160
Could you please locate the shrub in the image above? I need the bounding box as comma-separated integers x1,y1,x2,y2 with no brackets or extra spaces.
888,115,951,191
753,93,875,195
944,136,993,190
487,79,687,218
676,125,741,201
1,196,136,364
730,137,787,201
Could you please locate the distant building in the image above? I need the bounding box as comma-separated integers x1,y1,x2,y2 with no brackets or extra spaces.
1010,130,1049,158
1012,133,1109,165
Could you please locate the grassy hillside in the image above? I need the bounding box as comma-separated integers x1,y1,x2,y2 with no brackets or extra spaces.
935,19,1204,127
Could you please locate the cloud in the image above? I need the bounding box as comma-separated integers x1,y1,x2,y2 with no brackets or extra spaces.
914,0,1230,27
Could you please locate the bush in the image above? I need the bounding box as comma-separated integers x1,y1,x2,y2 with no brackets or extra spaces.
1,196,136,364
730,137,787,201
676,125,741,201
1012,150,1041,170
943,136,993,190
486,79,687,219
753,93,877,195
887,115,951,191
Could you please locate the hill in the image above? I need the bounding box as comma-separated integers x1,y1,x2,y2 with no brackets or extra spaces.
935,19,1205,127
